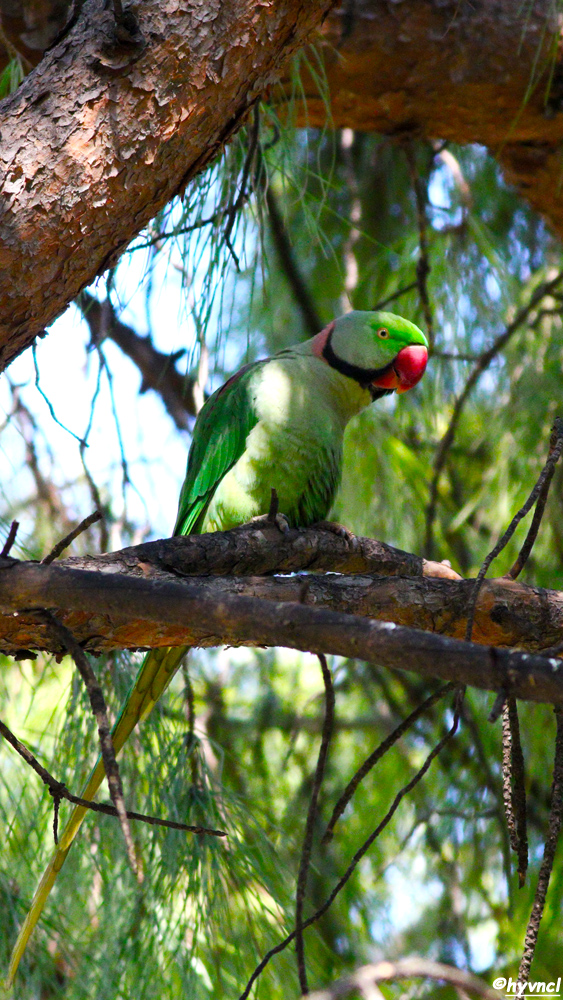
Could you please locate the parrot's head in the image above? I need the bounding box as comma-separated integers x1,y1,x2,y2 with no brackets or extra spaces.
313,310,429,399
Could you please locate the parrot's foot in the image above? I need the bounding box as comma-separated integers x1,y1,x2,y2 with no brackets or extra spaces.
422,558,462,581
246,512,291,534
312,520,359,550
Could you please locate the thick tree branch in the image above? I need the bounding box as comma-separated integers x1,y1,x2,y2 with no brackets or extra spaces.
0,0,334,370
2,546,563,705
0,526,562,659
290,1,563,244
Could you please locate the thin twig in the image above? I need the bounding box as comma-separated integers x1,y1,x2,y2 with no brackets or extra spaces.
1,521,19,557
78,291,199,430
41,510,103,564
0,717,225,838
501,702,518,855
182,662,199,785
238,691,462,1000
371,280,418,313
464,417,563,642
224,103,261,270
38,612,141,881
265,183,323,336
295,654,335,995
130,213,224,252
508,698,528,885
507,418,563,578
406,144,434,349
424,272,563,559
488,691,507,724
32,344,87,448
79,394,110,553
322,683,454,845
501,699,529,888
517,709,563,985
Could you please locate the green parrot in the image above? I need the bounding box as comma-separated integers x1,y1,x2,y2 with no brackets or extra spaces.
7,310,428,983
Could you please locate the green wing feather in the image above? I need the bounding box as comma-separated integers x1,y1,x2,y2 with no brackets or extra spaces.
8,365,262,986
174,362,261,535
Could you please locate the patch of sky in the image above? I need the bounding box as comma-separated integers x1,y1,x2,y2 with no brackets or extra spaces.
0,163,265,545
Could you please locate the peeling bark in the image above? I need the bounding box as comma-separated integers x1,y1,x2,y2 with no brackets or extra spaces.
0,0,334,370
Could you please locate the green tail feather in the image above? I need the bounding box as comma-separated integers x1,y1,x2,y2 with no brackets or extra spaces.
7,644,188,987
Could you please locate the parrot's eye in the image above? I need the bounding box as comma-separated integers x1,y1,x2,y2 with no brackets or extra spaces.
376,327,389,339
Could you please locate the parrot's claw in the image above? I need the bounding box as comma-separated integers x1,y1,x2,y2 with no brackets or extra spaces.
312,520,359,550
246,512,291,534
272,512,291,534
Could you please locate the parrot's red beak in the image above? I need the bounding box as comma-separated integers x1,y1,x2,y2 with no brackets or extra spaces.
371,344,428,394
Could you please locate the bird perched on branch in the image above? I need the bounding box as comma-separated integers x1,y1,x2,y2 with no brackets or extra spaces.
8,310,428,983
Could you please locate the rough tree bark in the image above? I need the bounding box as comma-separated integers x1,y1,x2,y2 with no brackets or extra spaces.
1,527,562,704
0,2,561,370
2,556,563,706
0,0,334,370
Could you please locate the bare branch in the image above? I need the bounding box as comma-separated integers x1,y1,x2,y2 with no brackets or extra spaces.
238,693,462,1000
508,699,528,886
464,417,563,642
223,102,261,270
501,702,518,856
507,418,563,579
1,520,19,557
265,183,323,336
36,611,141,881
518,709,563,985
371,280,418,313
3,540,563,704
78,292,199,429
295,654,334,994
322,683,453,844
41,510,102,564
304,958,503,1000
0,716,225,837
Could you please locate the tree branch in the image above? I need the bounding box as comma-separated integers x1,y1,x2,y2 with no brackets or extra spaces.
288,1,563,247
295,654,334,994
0,716,226,838
0,526,561,656
425,274,563,558
37,610,141,880
240,694,462,1000
304,958,503,1000
78,292,201,429
0,0,334,370
2,548,563,705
